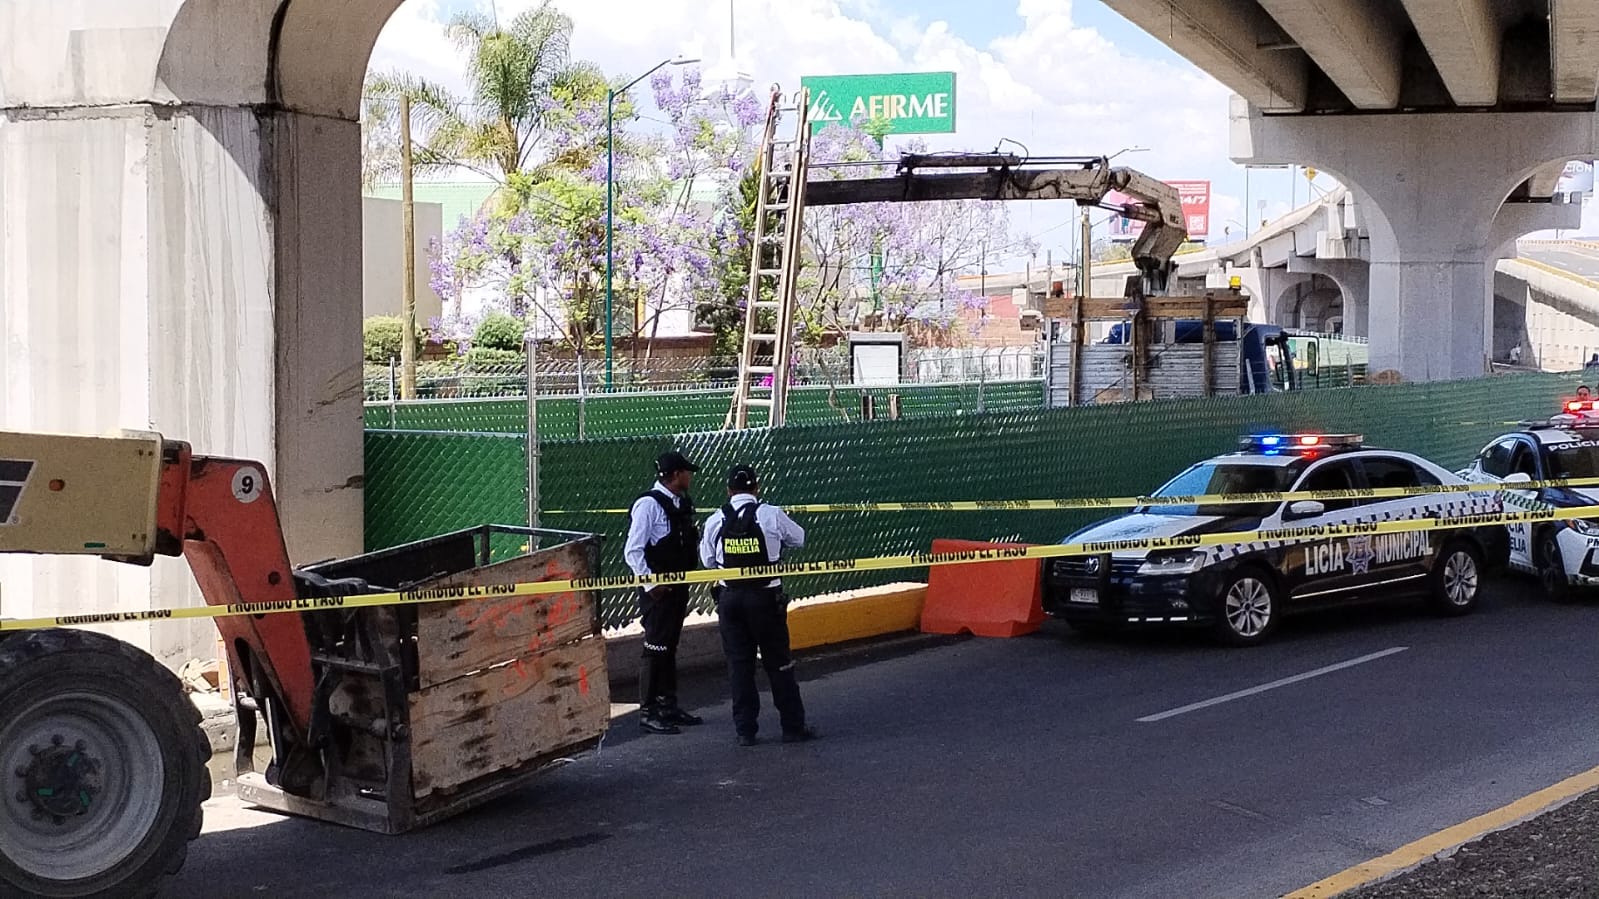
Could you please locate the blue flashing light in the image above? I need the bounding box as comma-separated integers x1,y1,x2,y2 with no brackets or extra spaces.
1239,432,1364,453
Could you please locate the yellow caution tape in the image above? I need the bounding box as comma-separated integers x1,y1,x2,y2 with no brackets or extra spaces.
2,500,1590,634
544,475,1599,515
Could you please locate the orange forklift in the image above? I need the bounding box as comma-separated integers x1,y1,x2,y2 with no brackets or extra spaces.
0,429,610,898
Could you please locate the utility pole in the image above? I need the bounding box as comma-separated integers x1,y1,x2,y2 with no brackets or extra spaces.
525,335,540,532
1079,208,1092,298
399,94,418,400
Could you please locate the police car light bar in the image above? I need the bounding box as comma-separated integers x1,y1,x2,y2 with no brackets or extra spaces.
1519,418,1599,429
1240,433,1363,452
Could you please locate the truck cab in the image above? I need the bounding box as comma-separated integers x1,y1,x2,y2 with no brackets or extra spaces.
1102,319,1296,394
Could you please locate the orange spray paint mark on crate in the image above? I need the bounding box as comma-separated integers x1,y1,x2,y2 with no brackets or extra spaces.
579,665,590,695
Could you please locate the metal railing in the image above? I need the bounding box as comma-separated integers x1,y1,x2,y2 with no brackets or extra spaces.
365,345,1046,401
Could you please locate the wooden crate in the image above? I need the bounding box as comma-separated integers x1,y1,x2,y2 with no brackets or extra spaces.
407,541,610,800
237,529,610,835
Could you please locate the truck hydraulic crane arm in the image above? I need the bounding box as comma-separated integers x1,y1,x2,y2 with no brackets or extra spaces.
804,153,1188,292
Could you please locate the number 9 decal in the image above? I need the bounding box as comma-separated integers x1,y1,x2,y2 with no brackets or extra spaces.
232,466,264,504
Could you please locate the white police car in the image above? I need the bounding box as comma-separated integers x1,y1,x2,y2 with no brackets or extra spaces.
1459,401,1599,599
1042,434,1503,645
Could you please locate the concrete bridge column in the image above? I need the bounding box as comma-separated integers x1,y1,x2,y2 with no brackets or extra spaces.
0,2,387,664
1232,98,1596,381
1287,257,1370,337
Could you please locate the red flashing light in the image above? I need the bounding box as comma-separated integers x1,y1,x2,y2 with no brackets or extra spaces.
1297,435,1320,446
1569,401,1585,413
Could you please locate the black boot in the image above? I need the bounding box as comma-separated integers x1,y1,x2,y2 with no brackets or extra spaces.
638,655,680,734
781,725,819,743
660,704,703,726
639,706,681,735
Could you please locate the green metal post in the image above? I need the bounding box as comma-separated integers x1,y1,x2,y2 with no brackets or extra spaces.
605,90,617,391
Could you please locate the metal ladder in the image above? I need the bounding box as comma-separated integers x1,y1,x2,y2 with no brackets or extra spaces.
726,86,811,430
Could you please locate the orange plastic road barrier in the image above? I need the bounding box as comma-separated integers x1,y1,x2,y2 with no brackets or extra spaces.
919,538,1044,638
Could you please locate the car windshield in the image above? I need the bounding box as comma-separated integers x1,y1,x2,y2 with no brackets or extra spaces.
1546,443,1599,479
1142,461,1301,518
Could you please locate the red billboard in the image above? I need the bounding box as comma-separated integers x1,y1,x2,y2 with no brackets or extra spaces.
1108,180,1211,239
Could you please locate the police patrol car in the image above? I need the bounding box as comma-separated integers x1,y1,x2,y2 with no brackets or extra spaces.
1042,434,1502,645
1459,400,1599,599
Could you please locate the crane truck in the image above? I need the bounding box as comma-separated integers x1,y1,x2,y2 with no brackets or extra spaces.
801,150,1249,405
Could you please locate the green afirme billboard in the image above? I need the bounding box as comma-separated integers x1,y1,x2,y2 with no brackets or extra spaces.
800,72,957,136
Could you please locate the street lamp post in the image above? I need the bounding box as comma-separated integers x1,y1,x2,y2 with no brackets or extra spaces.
605,55,698,391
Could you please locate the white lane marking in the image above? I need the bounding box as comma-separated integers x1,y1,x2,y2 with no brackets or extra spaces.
1136,646,1409,723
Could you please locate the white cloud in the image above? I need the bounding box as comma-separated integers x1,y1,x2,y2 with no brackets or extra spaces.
368,0,1310,265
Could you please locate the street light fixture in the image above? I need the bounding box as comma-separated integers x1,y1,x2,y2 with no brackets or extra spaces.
605,55,699,391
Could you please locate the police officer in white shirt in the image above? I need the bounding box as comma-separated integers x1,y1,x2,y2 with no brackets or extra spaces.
699,464,816,747
624,451,703,735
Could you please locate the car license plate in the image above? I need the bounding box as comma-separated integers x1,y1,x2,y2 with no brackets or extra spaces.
1069,587,1098,605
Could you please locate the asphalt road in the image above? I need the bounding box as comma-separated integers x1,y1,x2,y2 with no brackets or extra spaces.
1519,244,1599,282
172,578,1599,899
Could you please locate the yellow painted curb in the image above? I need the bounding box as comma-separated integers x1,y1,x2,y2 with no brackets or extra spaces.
787,583,927,651
1283,764,1599,898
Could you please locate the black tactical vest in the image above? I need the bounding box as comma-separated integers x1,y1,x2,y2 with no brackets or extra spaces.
635,491,699,574
719,501,772,586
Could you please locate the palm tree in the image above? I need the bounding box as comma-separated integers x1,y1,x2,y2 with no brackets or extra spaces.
362,0,610,189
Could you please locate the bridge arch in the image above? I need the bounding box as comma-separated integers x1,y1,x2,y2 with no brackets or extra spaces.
1270,274,1344,333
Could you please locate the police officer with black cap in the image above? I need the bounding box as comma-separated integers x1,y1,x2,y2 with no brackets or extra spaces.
699,464,817,746
624,450,703,734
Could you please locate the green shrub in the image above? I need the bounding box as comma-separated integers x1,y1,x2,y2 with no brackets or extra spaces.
363,316,407,364
465,346,525,367
473,312,525,351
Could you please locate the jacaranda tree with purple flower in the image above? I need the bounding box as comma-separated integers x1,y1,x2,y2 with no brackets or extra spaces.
427,65,763,363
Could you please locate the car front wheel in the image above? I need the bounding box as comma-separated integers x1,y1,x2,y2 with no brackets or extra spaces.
1429,540,1482,616
1212,568,1280,646
1538,532,1574,603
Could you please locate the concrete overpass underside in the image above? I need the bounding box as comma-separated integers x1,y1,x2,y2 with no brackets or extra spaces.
1104,0,1599,381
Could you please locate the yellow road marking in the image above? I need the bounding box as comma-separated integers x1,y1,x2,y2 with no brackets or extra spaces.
1511,255,1599,292
1282,763,1599,898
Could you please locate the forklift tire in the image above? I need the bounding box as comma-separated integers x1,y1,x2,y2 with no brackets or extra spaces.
0,629,211,898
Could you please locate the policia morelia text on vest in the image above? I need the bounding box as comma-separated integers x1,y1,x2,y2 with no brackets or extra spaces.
718,501,772,585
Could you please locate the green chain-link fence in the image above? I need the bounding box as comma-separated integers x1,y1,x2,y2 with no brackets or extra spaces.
364,381,1044,439
364,370,1589,629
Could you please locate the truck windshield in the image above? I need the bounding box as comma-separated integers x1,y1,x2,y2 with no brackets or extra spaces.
1142,462,1301,518
1546,443,1599,479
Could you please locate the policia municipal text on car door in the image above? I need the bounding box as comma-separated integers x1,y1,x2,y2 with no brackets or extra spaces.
1042,434,1503,646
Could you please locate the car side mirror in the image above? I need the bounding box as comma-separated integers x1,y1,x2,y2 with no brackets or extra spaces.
1503,472,1533,486
1285,500,1325,520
